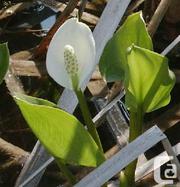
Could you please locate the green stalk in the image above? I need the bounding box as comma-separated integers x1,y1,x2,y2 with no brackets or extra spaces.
120,107,144,187
75,88,104,153
56,158,76,185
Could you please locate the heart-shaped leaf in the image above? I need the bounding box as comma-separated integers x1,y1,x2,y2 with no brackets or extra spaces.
14,94,105,167
0,43,9,84
125,45,175,113
99,12,153,82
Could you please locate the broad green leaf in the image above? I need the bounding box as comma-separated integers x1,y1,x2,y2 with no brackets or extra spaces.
99,12,153,82
125,45,175,113
14,92,56,107
0,43,9,84
14,94,105,167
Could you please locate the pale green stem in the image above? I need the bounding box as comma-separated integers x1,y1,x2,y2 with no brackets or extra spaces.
120,107,144,187
56,158,76,185
74,88,104,154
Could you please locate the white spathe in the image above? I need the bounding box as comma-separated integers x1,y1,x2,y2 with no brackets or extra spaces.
46,18,96,90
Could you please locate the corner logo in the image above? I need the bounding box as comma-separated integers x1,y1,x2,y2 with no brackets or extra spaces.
154,156,177,184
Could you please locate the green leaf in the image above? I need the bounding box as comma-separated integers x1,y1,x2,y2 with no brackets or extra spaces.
99,12,153,82
125,45,175,113
14,92,56,107
14,94,104,167
0,43,9,84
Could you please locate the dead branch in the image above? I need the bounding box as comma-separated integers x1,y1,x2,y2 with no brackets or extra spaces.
0,2,32,20
10,59,42,77
146,103,180,132
106,81,124,102
0,137,29,173
126,0,145,15
78,0,88,20
147,0,172,37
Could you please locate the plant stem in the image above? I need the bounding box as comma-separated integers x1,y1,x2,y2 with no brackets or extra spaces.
75,88,104,153
56,158,76,185
120,107,144,187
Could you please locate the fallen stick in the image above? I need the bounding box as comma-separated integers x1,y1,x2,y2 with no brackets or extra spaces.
147,0,172,37
146,103,180,132
0,137,29,173
0,2,32,20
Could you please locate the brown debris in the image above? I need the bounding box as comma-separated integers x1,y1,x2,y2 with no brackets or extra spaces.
0,2,32,20
0,137,29,173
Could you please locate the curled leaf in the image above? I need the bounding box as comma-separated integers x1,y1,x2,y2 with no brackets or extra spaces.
99,12,153,82
125,45,175,113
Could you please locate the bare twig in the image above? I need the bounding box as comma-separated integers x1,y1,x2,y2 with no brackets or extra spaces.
0,2,32,20
78,0,88,20
146,103,180,132
126,0,145,15
147,0,172,37
106,81,124,102
0,137,29,172
10,59,42,77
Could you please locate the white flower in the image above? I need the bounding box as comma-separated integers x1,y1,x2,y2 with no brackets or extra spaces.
46,18,96,90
